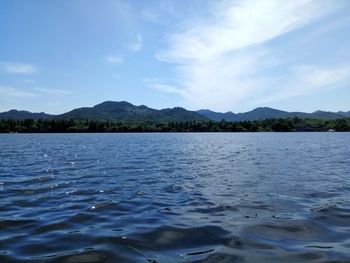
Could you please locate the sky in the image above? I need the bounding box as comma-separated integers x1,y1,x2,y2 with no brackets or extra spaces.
0,0,350,114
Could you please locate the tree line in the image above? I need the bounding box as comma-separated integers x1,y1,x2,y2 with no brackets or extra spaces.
0,117,350,133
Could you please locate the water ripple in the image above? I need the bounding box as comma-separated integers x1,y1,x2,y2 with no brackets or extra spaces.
1,133,350,262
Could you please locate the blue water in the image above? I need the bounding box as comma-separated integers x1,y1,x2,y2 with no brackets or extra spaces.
1,133,350,262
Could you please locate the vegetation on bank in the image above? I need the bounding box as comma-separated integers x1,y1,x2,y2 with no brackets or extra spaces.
1,117,350,133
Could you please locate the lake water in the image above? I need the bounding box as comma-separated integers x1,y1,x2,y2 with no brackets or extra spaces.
1,133,350,262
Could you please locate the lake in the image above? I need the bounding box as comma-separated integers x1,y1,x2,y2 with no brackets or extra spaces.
1,133,350,262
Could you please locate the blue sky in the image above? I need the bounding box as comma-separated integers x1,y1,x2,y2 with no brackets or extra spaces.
0,0,350,114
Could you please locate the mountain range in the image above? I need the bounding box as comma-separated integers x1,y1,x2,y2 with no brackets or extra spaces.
197,107,350,121
0,101,207,122
0,101,349,122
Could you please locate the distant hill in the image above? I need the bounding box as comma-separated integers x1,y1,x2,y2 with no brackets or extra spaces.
198,107,347,121
0,101,208,122
58,101,207,122
197,109,238,122
0,110,53,120
197,107,291,121
0,101,348,122
236,107,290,121
291,110,345,120
338,111,350,117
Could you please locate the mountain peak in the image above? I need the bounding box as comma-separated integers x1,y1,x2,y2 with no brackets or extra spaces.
93,101,133,108
251,107,286,112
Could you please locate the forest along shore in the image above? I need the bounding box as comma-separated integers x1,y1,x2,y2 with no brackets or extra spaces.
1,117,350,133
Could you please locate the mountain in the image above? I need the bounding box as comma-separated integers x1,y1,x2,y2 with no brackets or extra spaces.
0,110,53,120
198,107,290,121
0,101,348,122
58,101,207,122
338,111,350,117
295,110,345,120
235,107,290,121
0,101,208,122
198,107,347,121
197,109,237,121
196,107,290,122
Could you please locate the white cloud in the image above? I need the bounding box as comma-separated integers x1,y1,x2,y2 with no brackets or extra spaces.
144,78,184,95
0,86,36,97
31,88,71,96
105,54,123,64
151,83,183,95
255,64,350,104
106,35,143,65
155,0,340,111
294,64,350,90
299,16,350,45
0,85,71,100
127,34,143,53
0,62,38,74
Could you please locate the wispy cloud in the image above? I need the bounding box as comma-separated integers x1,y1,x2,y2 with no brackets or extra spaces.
293,64,350,91
105,54,123,64
127,34,143,53
144,78,184,95
106,35,142,65
0,62,38,74
155,0,340,111
255,64,350,104
151,83,184,95
0,85,70,100
0,85,36,97
31,88,71,96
